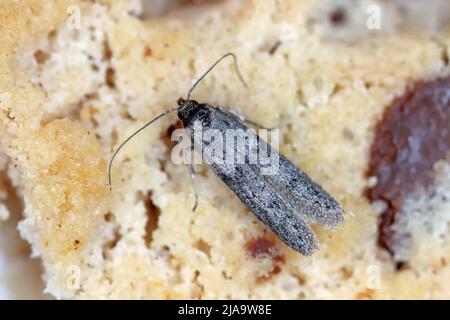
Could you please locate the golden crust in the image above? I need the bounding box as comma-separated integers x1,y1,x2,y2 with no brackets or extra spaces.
20,119,108,264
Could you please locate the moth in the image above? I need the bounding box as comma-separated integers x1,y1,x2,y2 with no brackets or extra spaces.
109,53,344,255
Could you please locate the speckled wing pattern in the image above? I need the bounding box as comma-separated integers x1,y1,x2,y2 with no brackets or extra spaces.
194,105,344,256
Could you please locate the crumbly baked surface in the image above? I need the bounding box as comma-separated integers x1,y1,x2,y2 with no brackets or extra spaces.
0,0,450,299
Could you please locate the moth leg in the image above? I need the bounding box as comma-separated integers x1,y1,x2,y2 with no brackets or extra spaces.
217,106,271,130
190,165,201,175
187,163,199,212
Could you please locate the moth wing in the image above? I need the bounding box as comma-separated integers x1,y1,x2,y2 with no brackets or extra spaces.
203,107,320,255
214,163,320,255
265,154,344,229
209,106,344,229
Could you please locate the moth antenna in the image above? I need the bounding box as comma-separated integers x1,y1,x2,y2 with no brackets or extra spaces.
108,108,179,191
186,52,247,101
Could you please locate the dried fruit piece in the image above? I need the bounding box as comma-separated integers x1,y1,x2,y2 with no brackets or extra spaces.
367,76,450,260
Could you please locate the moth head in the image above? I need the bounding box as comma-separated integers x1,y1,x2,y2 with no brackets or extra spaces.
177,98,201,122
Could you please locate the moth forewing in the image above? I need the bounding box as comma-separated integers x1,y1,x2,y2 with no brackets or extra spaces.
211,160,320,255
267,155,344,230
190,106,321,255
206,106,344,230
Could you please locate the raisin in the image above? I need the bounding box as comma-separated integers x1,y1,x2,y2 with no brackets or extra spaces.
367,76,450,259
